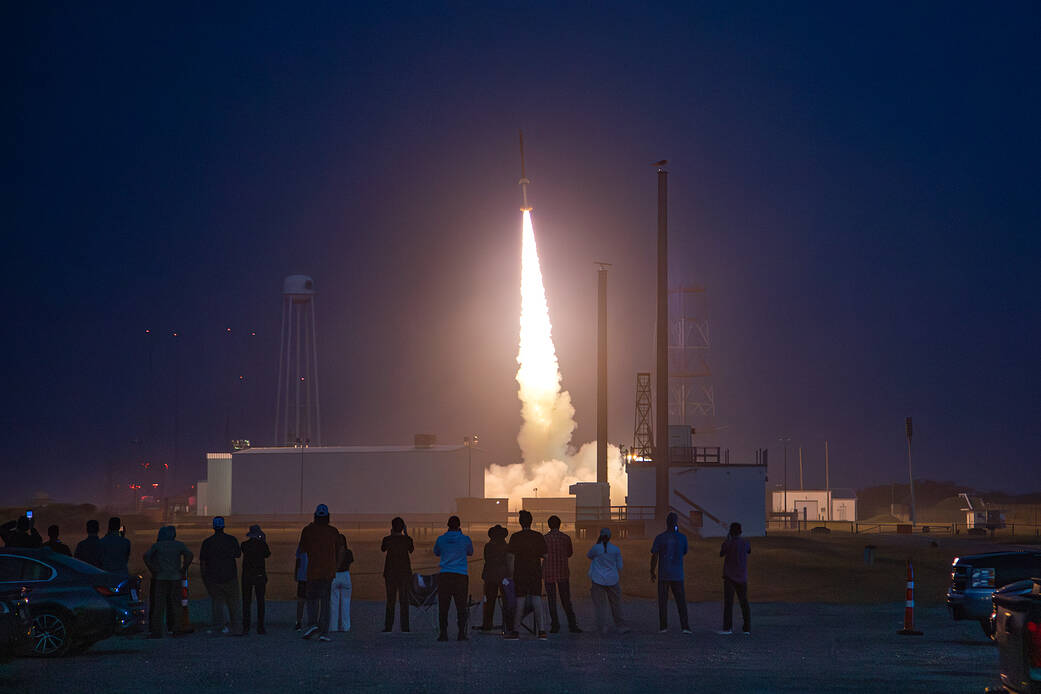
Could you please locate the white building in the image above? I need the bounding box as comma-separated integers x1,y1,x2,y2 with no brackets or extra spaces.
627,462,767,538
196,444,483,517
770,489,857,522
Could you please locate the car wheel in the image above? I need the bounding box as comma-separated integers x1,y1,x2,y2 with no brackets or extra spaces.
29,612,71,657
980,619,996,640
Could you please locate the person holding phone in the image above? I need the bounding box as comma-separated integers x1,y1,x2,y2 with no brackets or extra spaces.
0,514,42,548
718,522,751,635
650,512,690,633
380,517,413,632
586,528,626,634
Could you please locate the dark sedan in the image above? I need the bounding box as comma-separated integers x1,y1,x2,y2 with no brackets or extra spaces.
0,548,145,656
0,587,31,662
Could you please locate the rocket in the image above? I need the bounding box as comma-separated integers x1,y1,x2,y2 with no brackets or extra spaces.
518,129,532,211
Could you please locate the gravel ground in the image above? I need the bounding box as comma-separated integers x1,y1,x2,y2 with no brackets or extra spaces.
1,599,998,693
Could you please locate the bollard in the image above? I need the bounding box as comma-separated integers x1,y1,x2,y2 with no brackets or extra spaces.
863,544,876,567
897,559,923,635
177,576,195,634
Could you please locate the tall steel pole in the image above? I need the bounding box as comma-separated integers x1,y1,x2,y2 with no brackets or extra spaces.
596,263,610,508
654,164,670,521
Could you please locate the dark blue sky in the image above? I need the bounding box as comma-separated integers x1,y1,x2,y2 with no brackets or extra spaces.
4,2,1039,505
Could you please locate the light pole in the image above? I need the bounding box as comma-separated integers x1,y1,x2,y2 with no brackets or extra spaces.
463,434,478,497
778,436,791,527
905,417,916,525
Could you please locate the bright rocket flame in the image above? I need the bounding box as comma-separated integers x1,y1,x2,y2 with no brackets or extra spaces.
485,210,627,509
516,210,576,464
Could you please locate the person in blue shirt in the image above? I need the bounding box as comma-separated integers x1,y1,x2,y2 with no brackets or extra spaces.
433,515,473,642
650,512,690,633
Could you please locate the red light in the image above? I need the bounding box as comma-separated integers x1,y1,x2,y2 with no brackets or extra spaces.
145,329,151,334
250,332,255,336
151,483,159,488
94,586,116,597
1028,621,1041,668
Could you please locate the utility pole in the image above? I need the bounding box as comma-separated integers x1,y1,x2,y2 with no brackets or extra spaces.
798,446,804,490
905,417,916,525
464,434,478,497
825,440,831,521
779,436,791,526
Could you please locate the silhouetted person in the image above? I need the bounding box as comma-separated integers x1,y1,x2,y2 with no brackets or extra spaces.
480,524,514,634
543,515,581,634
74,519,103,566
294,545,308,630
651,512,690,633
719,522,751,635
99,516,131,575
587,527,626,634
331,532,353,632
433,515,473,641
144,526,192,638
508,509,548,639
241,525,270,635
200,516,241,635
381,517,413,632
298,504,339,641
1,515,42,548
43,525,71,555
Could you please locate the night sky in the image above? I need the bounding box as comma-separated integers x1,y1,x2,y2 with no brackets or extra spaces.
4,2,1039,505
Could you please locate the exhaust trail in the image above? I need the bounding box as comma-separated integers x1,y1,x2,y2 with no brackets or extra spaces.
485,209,627,509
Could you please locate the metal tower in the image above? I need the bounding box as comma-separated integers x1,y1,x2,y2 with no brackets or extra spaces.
668,285,718,440
274,275,321,446
632,372,654,460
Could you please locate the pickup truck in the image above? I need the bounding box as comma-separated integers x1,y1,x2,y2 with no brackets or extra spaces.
993,577,1041,693
946,551,1041,638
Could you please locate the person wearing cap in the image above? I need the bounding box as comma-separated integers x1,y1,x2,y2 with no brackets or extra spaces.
381,517,413,632
433,515,473,641
199,516,242,635
240,524,271,635
507,510,548,639
480,524,513,634
651,512,690,633
543,514,581,634
298,504,340,641
586,527,627,634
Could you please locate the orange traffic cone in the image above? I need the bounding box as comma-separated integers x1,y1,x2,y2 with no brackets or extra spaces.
897,559,923,635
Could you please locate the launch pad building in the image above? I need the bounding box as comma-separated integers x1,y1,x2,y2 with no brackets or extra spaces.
197,443,484,518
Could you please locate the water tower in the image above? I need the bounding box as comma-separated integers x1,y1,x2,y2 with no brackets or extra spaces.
274,275,321,446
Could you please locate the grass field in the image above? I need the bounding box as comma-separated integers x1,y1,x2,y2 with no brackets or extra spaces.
10,508,1035,607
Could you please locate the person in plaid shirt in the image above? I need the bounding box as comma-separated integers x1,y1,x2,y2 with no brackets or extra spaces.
543,515,582,633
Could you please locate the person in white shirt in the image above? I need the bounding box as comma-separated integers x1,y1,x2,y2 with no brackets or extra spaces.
586,527,628,634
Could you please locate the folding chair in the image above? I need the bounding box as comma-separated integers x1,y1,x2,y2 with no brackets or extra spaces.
409,573,440,632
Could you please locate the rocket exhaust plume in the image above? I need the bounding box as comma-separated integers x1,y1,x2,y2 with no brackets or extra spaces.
485,205,627,509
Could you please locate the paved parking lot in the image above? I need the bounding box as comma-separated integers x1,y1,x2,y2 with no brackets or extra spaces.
2,599,998,693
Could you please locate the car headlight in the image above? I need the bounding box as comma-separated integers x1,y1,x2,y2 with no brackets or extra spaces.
971,567,995,588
